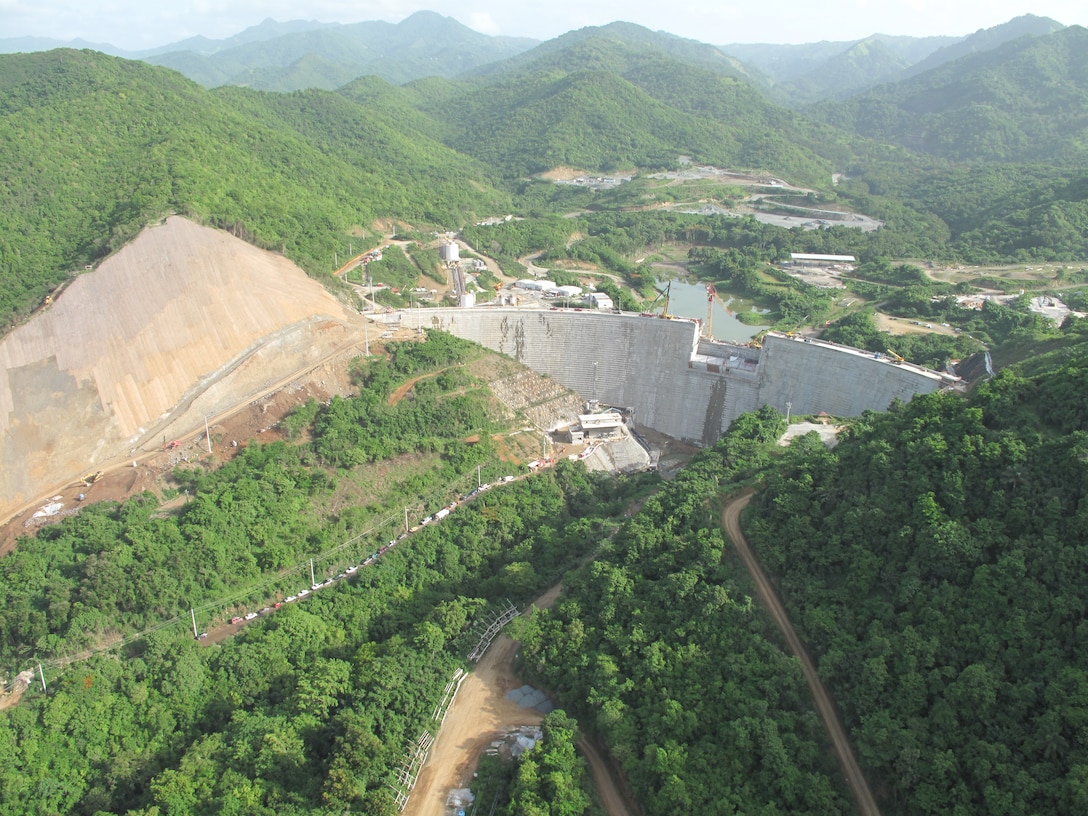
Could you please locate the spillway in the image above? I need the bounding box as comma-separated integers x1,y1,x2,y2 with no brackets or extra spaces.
418,308,954,445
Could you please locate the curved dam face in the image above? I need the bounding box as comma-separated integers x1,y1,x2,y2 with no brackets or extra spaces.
423,309,950,445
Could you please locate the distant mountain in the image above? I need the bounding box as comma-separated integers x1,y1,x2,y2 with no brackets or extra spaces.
811,25,1088,165
721,16,1065,105
0,36,132,57
903,14,1065,78
467,21,755,84
721,34,957,84
783,38,910,104
137,18,336,58
144,11,539,90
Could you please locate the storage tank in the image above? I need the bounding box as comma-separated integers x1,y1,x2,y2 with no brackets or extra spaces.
439,242,460,262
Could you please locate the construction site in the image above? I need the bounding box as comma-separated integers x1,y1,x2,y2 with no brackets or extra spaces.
0,215,960,532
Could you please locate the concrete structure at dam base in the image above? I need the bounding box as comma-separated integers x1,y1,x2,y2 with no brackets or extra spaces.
392,308,959,447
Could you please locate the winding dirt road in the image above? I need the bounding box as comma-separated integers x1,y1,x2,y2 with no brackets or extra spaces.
722,491,881,816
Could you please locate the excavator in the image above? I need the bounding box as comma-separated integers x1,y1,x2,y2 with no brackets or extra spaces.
81,471,104,486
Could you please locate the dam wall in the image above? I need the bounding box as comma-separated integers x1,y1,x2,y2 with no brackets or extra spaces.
422,308,949,445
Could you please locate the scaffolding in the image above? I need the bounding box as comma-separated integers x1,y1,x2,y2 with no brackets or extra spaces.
467,600,521,662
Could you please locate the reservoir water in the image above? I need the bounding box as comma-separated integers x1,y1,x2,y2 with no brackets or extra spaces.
660,280,770,343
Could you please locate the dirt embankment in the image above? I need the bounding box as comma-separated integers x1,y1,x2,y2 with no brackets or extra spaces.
0,216,362,531
722,491,881,816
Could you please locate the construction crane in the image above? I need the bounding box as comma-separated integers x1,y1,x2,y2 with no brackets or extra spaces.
886,348,905,364
705,284,715,338
748,329,769,349
646,282,673,318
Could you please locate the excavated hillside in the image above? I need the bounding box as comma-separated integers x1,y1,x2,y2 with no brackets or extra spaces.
0,216,362,524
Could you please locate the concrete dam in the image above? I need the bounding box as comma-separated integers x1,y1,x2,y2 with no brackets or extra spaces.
419,308,955,445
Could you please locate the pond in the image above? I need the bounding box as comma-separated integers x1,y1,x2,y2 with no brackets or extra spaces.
659,280,770,342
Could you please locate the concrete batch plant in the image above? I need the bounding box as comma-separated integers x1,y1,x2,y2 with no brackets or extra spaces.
409,308,960,447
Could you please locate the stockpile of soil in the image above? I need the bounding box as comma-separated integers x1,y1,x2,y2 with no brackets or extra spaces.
0,216,361,524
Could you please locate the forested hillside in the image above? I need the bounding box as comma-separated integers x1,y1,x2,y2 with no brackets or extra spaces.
743,331,1088,812
0,49,507,329
436,36,837,185
518,408,855,814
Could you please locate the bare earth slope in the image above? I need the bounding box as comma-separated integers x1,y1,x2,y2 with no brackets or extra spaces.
0,216,360,522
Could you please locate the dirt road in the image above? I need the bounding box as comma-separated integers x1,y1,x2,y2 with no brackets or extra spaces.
722,491,881,816
578,738,637,816
404,634,544,816
405,583,635,816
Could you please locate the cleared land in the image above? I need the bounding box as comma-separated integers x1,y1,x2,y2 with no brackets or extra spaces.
0,216,361,525
406,583,636,816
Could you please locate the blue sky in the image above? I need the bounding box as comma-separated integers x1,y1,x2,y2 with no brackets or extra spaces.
1,0,1085,50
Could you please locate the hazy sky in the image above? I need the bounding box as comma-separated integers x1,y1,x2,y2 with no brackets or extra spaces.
1,0,1085,50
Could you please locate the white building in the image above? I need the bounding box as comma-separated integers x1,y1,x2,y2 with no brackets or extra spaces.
587,292,614,310
578,412,624,438
515,279,557,291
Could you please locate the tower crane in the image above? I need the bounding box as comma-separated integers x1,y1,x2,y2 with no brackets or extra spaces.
705,284,715,338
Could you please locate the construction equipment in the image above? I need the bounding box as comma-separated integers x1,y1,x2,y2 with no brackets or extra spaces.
748,329,769,349
646,282,673,319
705,284,715,338
886,348,905,364
81,471,104,486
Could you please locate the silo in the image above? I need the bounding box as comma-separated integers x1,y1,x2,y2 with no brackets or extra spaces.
439,242,460,262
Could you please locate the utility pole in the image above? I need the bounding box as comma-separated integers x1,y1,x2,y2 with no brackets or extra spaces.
477,464,482,488
404,507,409,532
38,663,46,694
204,414,212,453
190,608,199,638
363,320,370,357
310,558,316,588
